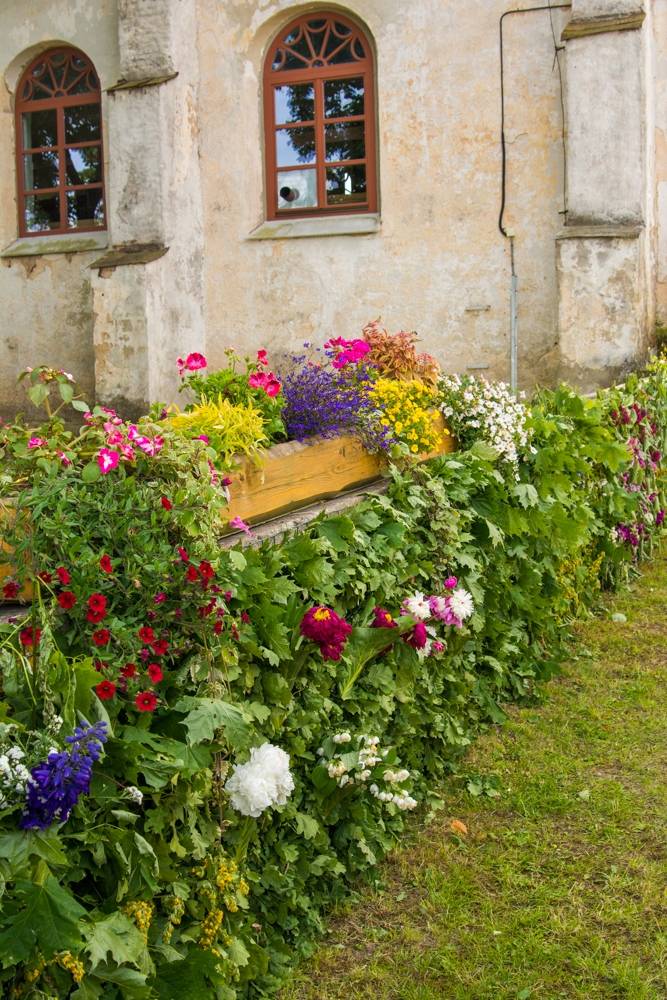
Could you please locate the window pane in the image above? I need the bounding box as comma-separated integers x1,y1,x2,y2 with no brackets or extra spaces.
326,165,367,206
23,152,59,190
67,188,105,228
274,84,314,125
24,193,60,232
21,109,57,149
324,24,358,64
65,104,100,143
272,28,311,71
325,123,365,162
276,126,316,167
325,77,365,118
277,168,317,211
66,146,102,185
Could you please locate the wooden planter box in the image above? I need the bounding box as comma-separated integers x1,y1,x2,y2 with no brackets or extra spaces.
224,415,455,528
1,419,455,600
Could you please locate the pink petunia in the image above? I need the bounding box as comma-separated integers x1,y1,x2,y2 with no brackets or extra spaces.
97,448,120,474
229,516,251,534
257,349,269,366
28,437,46,449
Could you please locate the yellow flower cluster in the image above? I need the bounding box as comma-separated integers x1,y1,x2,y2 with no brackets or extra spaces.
123,900,155,942
57,951,85,984
215,856,237,891
188,851,251,953
199,908,224,949
370,378,441,454
162,895,185,944
23,956,46,984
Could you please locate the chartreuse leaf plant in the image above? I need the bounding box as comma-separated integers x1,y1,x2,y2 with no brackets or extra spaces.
0,348,665,997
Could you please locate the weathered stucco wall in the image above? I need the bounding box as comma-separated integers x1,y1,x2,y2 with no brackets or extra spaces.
0,0,661,415
655,0,667,324
0,0,119,417
196,0,568,389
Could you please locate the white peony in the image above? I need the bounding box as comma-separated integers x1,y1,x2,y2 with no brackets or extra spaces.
401,592,431,621
225,742,295,818
448,588,474,621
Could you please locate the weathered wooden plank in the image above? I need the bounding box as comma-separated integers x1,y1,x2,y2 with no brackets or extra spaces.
224,417,454,527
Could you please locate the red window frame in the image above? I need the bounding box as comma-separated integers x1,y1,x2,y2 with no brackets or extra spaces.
15,47,106,237
263,13,377,220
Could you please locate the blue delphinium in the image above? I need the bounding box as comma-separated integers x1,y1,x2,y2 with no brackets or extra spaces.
280,352,395,452
20,720,108,830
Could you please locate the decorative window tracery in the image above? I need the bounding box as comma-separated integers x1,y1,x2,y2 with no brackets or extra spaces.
15,47,106,237
263,13,377,219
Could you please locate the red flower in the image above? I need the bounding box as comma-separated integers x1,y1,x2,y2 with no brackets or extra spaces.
57,591,77,610
405,621,428,649
19,626,41,647
177,546,189,562
371,607,397,629
38,571,53,584
87,593,107,614
92,628,111,647
198,560,215,581
87,609,106,624
93,659,105,672
213,620,223,635
161,496,172,511
138,625,155,643
185,565,199,583
99,554,113,574
55,567,71,585
147,663,163,683
300,606,352,662
121,662,137,678
2,581,20,600
240,610,250,624
151,638,169,655
135,690,158,712
95,679,116,701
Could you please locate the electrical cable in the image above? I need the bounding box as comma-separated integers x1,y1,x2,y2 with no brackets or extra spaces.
498,3,571,237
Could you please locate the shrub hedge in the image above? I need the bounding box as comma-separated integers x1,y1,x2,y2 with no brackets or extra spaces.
0,362,665,998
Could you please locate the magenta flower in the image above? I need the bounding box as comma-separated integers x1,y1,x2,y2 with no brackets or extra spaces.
28,437,46,449
177,352,207,376
57,451,72,467
97,448,120,474
324,337,371,370
257,349,269,366
229,516,251,534
196,434,210,444
249,370,282,397
444,576,458,589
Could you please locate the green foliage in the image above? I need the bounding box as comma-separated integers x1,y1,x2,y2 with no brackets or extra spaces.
0,361,665,997
183,348,286,444
167,395,267,463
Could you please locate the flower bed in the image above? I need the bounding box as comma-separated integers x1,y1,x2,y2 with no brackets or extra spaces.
0,337,665,997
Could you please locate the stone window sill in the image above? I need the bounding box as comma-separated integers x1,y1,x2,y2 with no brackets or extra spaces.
1,232,108,258
247,213,380,241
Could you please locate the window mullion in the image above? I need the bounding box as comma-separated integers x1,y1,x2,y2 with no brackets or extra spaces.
57,106,67,233
314,77,326,209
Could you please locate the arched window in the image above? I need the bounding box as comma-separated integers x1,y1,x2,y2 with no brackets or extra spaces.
15,47,106,237
263,13,377,219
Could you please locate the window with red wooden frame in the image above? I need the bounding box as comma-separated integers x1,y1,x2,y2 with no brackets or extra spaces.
15,47,106,237
264,13,377,219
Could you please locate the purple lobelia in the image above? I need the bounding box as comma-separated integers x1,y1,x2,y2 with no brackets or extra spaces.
279,351,396,453
20,720,109,830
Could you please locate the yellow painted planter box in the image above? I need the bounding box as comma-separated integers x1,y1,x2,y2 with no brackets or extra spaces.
1,419,455,600
224,415,455,527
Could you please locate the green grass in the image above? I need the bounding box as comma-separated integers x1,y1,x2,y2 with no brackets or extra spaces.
281,553,667,1000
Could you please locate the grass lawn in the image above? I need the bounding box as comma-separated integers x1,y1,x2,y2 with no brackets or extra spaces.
281,551,667,1000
